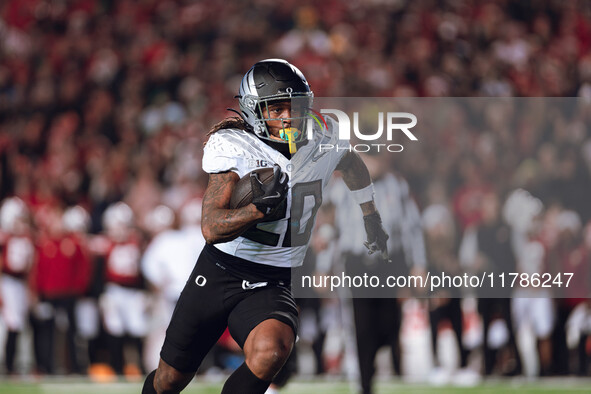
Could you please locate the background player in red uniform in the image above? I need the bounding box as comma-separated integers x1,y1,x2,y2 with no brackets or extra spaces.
98,202,148,376
30,204,87,374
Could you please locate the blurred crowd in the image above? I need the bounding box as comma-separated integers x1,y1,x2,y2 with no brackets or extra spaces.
1,0,591,385
2,0,591,221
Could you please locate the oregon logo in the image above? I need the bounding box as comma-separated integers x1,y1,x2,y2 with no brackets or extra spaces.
195,275,207,287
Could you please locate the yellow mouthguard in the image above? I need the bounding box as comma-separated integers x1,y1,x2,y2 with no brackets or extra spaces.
280,127,299,154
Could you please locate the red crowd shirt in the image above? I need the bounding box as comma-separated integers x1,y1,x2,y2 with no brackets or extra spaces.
33,234,91,298
69,233,93,295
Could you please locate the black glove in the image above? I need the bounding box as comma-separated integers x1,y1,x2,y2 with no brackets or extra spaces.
363,212,391,262
251,164,289,215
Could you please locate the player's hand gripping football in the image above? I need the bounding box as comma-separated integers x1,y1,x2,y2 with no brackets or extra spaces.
363,212,391,262
251,164,289,215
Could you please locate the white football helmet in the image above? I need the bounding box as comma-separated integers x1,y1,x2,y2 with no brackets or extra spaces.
0,197,29,233
144,204,175,234
63,205,91,233
180,198,202,227
102,202,134,237
502,188,543,233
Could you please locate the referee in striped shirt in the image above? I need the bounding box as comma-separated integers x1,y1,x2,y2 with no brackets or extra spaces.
330,152,426,394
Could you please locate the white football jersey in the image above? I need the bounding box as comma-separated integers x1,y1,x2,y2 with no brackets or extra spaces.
202,118,348,268
142,226,204,300
3,235,35,274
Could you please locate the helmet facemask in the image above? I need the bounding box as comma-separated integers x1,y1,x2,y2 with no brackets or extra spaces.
238,59,315,153
253,94,313,150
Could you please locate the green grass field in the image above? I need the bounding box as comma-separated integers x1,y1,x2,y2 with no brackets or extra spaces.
1,378,590,394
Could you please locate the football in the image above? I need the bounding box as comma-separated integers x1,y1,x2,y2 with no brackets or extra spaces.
229,167,275,209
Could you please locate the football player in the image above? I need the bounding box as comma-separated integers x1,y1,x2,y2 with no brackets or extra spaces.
62,205,102,371
0,197,35,374
31,204,85,374
142,59,389,394
99,202,148,376
141,200,204,371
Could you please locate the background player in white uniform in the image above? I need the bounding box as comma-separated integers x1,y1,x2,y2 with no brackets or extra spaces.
0,197,35,374
143,59,390,394
142,199,204,371
503,189,554,377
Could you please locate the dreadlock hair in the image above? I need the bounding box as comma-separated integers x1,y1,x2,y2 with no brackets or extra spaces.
206,116,252,138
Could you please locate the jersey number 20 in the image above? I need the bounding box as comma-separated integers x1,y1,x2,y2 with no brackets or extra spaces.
243,180,322,247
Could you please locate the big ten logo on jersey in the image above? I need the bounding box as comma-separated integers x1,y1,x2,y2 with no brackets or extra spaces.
247,159,270,168
107,243,141,278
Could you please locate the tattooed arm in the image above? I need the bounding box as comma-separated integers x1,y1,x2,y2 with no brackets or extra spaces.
201,171,265,244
